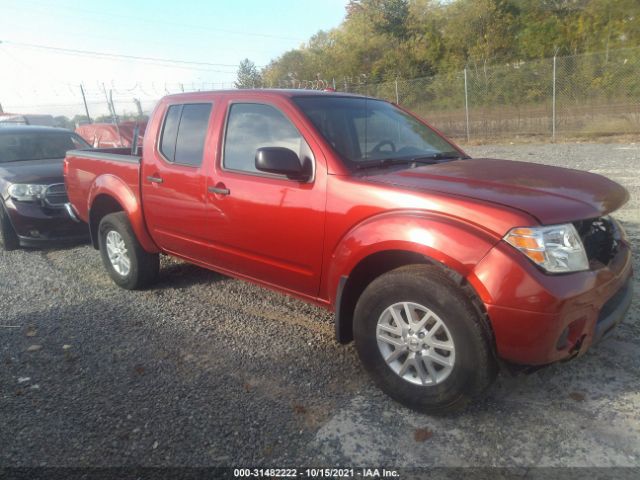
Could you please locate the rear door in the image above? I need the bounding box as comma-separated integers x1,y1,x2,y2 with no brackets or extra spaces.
141,102,214,257
203,98,327,297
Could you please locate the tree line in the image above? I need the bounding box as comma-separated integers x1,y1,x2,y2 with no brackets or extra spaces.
235,0,640,88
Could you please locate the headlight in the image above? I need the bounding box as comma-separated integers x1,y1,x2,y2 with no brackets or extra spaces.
8,183,48,202
504,224,589,273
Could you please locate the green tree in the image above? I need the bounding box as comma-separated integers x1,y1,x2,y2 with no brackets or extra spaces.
348,0,410,39
235,59,262,89
52,115,74,130
261,0,640,83
94,115,114,123
72,114,91,125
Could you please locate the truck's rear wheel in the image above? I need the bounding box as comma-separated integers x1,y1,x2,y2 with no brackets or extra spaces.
353,264,496,414
98,212,159,290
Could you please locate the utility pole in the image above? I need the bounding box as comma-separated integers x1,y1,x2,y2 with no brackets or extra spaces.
552,48,559,142
102,85,119,124
79,84,92,123
394,76,399,104
133,98,143,119
464,68,470,142
109,89,122,146
108,89,119,123
102,83,116,122
102,82,123,146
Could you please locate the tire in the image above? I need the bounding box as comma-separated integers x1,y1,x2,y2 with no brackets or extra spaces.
353,264,497,414
0,203,19,251
98,212,159,290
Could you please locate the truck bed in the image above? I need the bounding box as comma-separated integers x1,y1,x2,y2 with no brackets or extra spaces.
64,147,142,223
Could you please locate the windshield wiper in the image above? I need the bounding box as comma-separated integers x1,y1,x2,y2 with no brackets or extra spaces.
354,152,469,170
355,158,436,170
411,152,471,161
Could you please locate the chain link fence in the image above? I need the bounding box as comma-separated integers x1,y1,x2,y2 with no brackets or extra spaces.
341,47,640,141
2,48,638,142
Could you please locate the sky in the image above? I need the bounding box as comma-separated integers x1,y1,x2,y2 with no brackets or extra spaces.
0,0,348,118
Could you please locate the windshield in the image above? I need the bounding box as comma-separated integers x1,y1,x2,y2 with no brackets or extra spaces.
0,132,90,163
293,96,463,168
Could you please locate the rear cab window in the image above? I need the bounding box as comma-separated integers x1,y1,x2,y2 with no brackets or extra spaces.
159,103,212,167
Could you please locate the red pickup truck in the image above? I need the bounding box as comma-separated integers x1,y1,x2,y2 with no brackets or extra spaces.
64,90,633,413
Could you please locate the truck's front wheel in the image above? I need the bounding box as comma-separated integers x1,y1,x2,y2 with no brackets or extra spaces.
353,265,497,414
98,212,159,290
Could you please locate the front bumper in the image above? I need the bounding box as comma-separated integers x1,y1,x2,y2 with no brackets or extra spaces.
592,277,633,344
3,197,89,247
470,239,633,366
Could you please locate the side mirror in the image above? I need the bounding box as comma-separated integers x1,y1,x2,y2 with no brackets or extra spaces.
255,147,311,181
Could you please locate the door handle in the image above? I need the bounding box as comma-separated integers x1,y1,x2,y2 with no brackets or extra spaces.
146,176,163,184
208,186,230,195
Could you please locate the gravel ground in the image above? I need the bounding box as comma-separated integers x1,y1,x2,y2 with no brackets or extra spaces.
0,143,638,469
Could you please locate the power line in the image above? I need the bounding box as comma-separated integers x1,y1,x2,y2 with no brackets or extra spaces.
0,40,254,72
1,7,291,58
0,44,75,86
5,0,306,42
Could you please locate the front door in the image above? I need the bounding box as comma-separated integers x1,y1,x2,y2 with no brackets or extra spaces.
204,99,327,298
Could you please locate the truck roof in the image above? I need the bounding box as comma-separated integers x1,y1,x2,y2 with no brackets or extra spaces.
162,88,371,102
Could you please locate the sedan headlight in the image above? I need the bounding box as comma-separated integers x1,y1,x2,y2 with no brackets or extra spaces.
8,183,48,202
504,224,589,273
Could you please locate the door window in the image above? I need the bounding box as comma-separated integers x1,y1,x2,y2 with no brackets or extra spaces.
223,103,309,175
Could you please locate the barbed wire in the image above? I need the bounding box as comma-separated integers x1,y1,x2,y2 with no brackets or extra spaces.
2,47,638,139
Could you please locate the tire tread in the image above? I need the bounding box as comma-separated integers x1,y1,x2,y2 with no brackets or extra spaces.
0,203,19,251
98,212,159,289
353,264,497,414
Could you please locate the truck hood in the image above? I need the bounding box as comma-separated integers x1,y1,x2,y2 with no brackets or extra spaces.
360,158,629,225
0,158,64,192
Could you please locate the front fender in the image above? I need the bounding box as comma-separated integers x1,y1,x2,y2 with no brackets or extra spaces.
324,211,499,306
88,174,159,253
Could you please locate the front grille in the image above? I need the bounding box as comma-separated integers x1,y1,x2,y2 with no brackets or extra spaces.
573,217,619,268
44,183,68,207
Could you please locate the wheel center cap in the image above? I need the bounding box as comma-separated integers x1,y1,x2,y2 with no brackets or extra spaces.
407,335,421,352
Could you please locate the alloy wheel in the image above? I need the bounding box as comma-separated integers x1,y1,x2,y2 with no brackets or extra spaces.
376,301,456,386
105,230,131,276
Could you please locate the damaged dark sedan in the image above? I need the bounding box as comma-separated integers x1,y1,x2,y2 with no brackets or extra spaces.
0,126,90,250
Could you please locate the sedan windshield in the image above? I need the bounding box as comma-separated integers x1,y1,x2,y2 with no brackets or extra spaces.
293,96,464,168
0,132,90,163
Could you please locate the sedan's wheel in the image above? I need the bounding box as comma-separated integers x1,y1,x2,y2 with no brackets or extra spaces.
0,203,19,251
354,264,497,414
98,212,159,290
377,302,455,386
